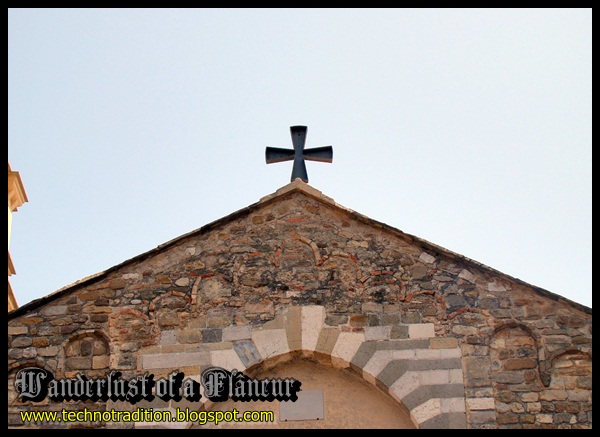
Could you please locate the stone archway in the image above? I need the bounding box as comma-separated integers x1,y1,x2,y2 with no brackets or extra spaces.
137,304,467,429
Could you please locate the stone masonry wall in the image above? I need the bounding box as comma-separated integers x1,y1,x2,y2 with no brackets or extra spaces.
8,185,592,429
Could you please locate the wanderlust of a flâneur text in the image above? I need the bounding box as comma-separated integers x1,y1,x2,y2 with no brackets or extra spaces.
14,366,301,404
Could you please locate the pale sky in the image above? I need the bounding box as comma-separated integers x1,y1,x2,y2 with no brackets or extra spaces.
8,8,592,309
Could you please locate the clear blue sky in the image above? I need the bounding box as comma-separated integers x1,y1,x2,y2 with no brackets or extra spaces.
8,8,592,309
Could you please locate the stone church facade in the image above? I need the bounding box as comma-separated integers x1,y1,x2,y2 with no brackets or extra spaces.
8,180,592,429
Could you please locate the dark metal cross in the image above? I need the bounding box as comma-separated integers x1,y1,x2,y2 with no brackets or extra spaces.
265,126,333,183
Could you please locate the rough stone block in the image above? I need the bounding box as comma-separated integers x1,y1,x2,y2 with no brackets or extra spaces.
92,355,110,369
22,347,37,359
210,349,246,372
232,340,261,368
66,357,92,370
537,413,554,424
458,269,474,282
419,252,436,264
175,278,190,287
38,346,59,357
468,410,496,425
364,326,390,341
411,397,441,425
201,329,222,343
487,282,506,292
430,337,458,349
301,305,324,351
390,371,421,402
109,279,127,290
41,305,68,316
252,328,289,360
467,397,495,410
350,341,378,370
331,331,365,366
349,314,368,327
222,325,252,342
380,313,401,325
415,385,466,410
362,350,393,383
312,326,336,356
492,371,525,384
178,330,202,344
408,323,435,339
504,358,537,370
390,325,409,339
160,330,177,346
362,302,383,313
8,326,28,335
540,390,569,401
11,337,33,348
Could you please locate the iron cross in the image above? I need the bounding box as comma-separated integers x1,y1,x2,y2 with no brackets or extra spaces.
265,126,333,183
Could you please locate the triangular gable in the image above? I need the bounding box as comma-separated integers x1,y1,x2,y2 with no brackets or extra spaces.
8,179,591,319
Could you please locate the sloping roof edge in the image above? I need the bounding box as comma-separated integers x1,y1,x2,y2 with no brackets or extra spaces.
9,179,591,319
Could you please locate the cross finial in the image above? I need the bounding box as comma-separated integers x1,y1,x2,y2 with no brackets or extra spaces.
265,126,333,183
